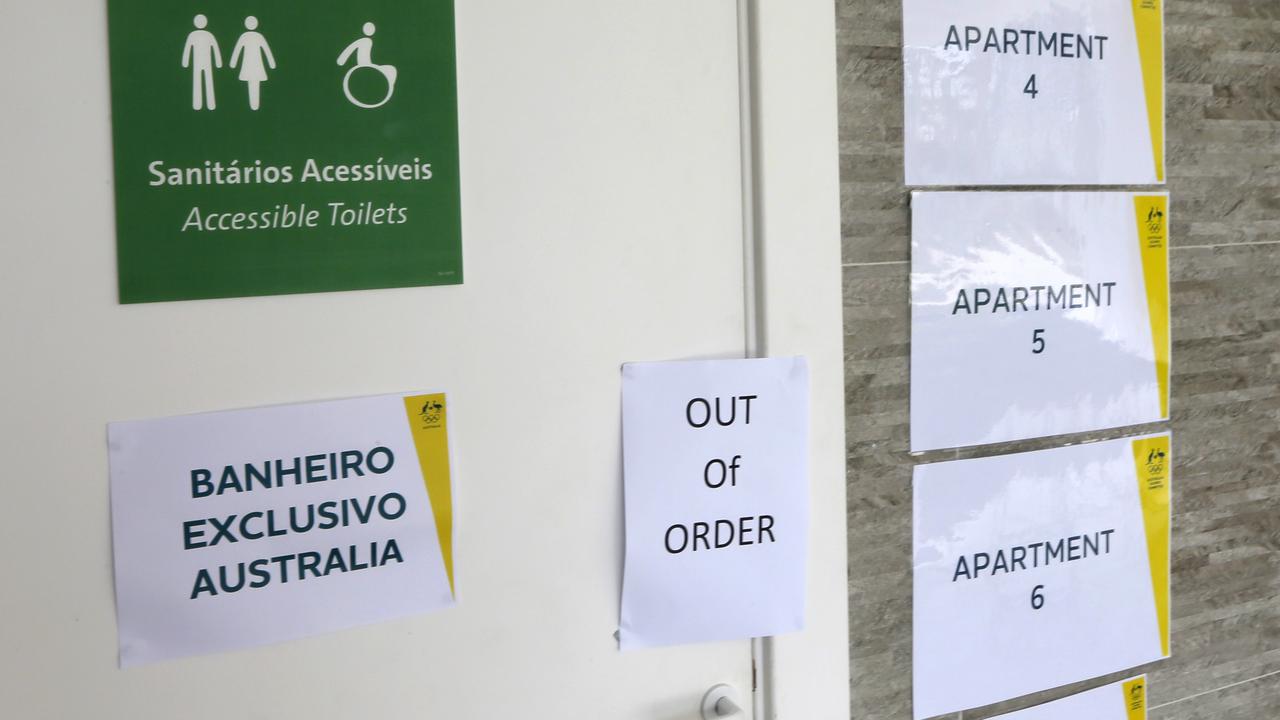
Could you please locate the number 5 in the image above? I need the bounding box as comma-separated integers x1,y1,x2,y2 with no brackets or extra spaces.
1032,329,1046,354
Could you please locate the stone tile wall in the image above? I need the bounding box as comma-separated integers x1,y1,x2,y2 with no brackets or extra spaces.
836,1,1280,718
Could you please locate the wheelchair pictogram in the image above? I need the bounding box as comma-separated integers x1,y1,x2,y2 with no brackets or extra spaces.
337,22,398,109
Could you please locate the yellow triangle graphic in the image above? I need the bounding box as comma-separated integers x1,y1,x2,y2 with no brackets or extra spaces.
403,393,455,595
1131,437,1171,657
1123,676,1148,720
1131,0,1166,181
1134,195,1170,419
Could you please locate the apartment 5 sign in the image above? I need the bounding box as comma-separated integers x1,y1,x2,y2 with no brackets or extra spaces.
105,0,462,302
903,0,1164,185
913,436,1171,719
108,392,455,666
910,192,1170,452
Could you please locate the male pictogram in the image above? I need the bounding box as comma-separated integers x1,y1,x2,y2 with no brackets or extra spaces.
182,14,222,110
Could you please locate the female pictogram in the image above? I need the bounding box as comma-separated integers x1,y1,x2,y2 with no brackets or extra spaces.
337,22,398,109
230,16,276,111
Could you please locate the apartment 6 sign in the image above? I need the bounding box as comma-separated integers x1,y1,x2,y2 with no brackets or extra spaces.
619,357,810,650
913,435,1171,719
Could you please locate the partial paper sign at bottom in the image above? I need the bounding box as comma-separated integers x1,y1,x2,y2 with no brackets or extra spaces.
991,676,1148,720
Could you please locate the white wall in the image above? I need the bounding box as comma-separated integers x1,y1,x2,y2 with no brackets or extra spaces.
0,1,846,717
751,2,851,716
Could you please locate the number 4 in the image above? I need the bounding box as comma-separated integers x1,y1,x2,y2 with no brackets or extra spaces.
1024,74,1039,99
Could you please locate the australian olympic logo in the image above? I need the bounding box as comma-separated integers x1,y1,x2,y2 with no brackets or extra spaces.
1146,206,1165,236
419,399,444,427
1146,447,1167,477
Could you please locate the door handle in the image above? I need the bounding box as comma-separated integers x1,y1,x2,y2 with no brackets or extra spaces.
701,684,744,719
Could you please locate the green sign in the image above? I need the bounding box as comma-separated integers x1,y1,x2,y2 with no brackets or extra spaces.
107,1,462,303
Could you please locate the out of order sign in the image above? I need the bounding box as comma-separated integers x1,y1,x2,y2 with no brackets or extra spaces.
903,0,1165,185
910,191,1170,452
912,435,1171,719
619,357,809,649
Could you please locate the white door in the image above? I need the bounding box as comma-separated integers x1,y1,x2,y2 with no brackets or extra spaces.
0,1,847,718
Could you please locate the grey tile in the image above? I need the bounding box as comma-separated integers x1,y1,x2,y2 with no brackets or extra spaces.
837,0,1280,717
1151,671,1280,720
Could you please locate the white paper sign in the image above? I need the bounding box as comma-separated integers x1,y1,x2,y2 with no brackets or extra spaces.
109,392,456,667
993,676,1148,720
911,192,1170,452
913,435,1171,719
619,357,809,649
904,0,1165,185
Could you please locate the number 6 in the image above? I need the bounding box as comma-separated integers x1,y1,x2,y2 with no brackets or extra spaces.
1031,585,1045,610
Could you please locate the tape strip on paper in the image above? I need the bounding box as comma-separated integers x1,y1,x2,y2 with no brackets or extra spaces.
1134,195,1171,419
1131,436,1171,657
404,393,455,595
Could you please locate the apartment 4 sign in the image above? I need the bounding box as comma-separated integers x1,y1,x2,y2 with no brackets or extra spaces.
105,1,462,302
903,0,1165,185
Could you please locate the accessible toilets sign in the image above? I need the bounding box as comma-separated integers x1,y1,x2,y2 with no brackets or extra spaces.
913,435,1170,719
619,357,810,649
108,392,456,666
903,0,1165,185
911,192,1170,451
105,1,462,303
